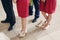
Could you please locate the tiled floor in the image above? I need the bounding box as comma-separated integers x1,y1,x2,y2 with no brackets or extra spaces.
0,0,60,40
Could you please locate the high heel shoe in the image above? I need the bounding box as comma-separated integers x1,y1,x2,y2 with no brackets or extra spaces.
18,30,27,38
41,21,50,30
36,20,46,28
41,24,50,30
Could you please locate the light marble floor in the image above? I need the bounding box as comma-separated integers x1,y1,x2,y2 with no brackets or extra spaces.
0,0,60,40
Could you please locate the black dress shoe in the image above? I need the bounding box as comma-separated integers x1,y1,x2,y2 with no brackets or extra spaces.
32,18,38,23
1,21,9,23
8,26,13,31
8,22,16,31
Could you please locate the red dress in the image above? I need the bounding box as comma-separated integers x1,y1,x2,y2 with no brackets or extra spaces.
17,0,30,18
40,0,56,14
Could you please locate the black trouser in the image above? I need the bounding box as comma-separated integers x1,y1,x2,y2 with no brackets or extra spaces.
33,0,40,18
29,0,40,18
29,5,33,15
1,0,16,24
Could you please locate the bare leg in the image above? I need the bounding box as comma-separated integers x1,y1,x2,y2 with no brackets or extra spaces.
19,17,27,37
41,11,48,26
21,18,27,32
45,14,52,25
42,14,52,30
41,11,48,20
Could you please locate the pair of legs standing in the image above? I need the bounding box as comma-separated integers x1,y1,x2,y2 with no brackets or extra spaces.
17,0,29,37
1,0,16,31
40,0,56,30
41,12,52,30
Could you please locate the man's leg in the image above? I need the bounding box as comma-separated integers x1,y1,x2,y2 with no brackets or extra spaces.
29,5,33,16
7,0,16,31
1,0,11,23
1,0,16,31
32,0,40,23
